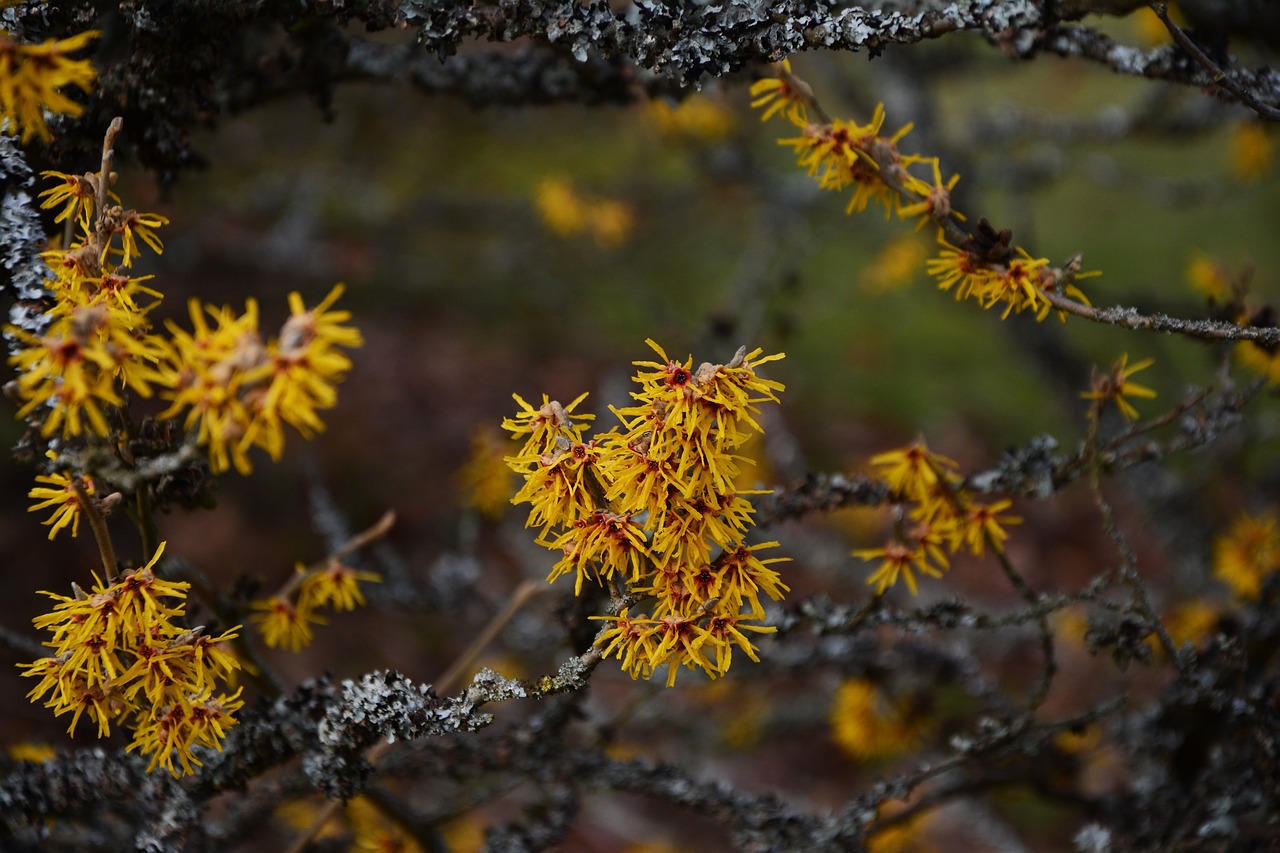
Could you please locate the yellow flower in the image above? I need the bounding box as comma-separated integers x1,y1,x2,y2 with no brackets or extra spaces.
543,509,649,594
27,459,94,540
648,93,736,141
111,209,168,266
1230,122,1272,182
7,741,56,763
502,391,594,466
534,177,588,236
1132,3,1186,46
347,795,425,852
1213,510,1280,600
250,595,326,651
299,560,381,612
241,284,361,460
514,341,787,686
953,499,1021,556
457,425,517,518
38,169,110,233
587,198,634,247
713,541,790,619
896,156,962,229
854,540,942,596
868,801,937,853
1081,353,1157,422
927,236,996,303
860,235,926,295
1236,339,1280,385
749,59,809,127
8,296,164,438
1161,601,1220,650
0,29,99,143
869,440,958,502
1186,253,1234,302
593,608,661,680
829,678,915,761
20,542,242,763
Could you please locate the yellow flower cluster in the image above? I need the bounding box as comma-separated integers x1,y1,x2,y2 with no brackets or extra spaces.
504,340,788,686
0,29,98,143
9,176,167,437
250,558,381,652
751,61,1092,322
1212,509,1280,600
7,169,362,477
157,283,362,474
18,542,243,776
534,176,634,247
855,440,1020,595
277,794,442,852
753,60,958,224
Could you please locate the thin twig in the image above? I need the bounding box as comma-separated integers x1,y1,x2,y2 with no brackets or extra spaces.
95,118,122,232
990,543,1058,714
435,579,546,695
1151,3,1280,122
277,510,397,600
1083,414,1184,671
71,477,117,583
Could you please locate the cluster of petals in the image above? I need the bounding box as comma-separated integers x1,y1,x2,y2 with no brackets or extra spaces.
855,441,1020,595
9,240,165,438
249,558,381,652
19,542,243,776
156,284,362,474
505,341,789,685
751,61,1095,324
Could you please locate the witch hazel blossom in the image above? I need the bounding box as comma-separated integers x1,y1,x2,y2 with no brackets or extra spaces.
504,340,788,686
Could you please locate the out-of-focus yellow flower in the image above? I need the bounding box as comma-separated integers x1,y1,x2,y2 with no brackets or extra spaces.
7,742,56,763
1236,338,1280,385
535,177,588,236
829,678,916,761
588,198,634,247
1186,252,1235,302
440,814,486,853
1133,3,1186,46
860,236,927,295
1163,600,1220,649
348,795,424,853
299,560,381,613
534,177,634,247
0,29,99,143
249,595,326,652
1213,510,1280,600
868,801,937,853
1230,122,1272,182
648,93,736,141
